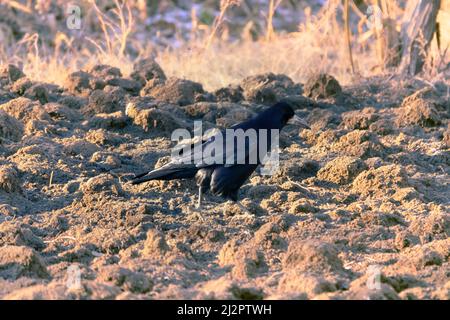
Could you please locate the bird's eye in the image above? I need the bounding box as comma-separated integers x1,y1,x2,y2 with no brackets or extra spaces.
283,114,291,122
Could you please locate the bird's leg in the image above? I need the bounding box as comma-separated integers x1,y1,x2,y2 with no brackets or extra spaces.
197,187,203,209
187,187,205,222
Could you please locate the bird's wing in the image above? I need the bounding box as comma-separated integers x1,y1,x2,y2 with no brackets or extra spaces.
170,128,224,167
222,122,280,167
169,125,266,168
222,130,259,167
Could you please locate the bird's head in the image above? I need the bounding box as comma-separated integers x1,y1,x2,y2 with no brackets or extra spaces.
263,101,310,130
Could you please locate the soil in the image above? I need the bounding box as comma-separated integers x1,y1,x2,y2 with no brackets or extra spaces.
0,63,449,300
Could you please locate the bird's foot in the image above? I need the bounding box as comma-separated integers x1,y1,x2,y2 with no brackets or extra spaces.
186,205,205,222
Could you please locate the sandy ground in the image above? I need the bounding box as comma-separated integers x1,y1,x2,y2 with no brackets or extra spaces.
0,62,449,300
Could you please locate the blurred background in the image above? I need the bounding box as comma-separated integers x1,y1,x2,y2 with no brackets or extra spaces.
0,0,448,90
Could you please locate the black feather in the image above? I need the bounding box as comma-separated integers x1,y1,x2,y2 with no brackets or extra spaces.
131,101,300,204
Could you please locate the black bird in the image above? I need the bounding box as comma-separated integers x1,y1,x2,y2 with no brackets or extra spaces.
131,101,309,212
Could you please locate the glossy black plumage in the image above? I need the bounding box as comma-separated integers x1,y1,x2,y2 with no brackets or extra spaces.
131,101,309,207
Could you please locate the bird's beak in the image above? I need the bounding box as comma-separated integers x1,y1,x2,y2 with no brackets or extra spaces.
288,115,310,129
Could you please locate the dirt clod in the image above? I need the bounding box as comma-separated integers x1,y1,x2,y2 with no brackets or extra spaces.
352,164,409,197
304,73,342,99
0,165,21,193
318,156,367,185
214,85,244,102
341,107,379,130
218,239,268,279
0,97,49,123
64,71,105,95
80,174,123,196
0,222,45,250
332,130,384,158
130,58,166,86
0,110,23,141
89,64,122,80
142,229,170,257
0,245,48,280
126,97,187,132
24,83,49,104
98,265,153,293
82,88,126,116
396,97,441,128
141,77,204,106
240,73,301,104
277,159,319,181
283,240,344,274
0,64,25,85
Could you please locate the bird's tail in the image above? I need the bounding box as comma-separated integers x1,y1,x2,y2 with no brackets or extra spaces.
130,164,199,185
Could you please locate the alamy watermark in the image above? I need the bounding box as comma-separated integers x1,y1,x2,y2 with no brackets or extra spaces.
366,265,382,290
170,121,281,175
67,4,81,30
66,264,82,291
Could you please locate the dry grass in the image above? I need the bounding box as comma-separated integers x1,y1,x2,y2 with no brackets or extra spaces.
1,0,136,85
158,0,378,90
0,0,448,91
